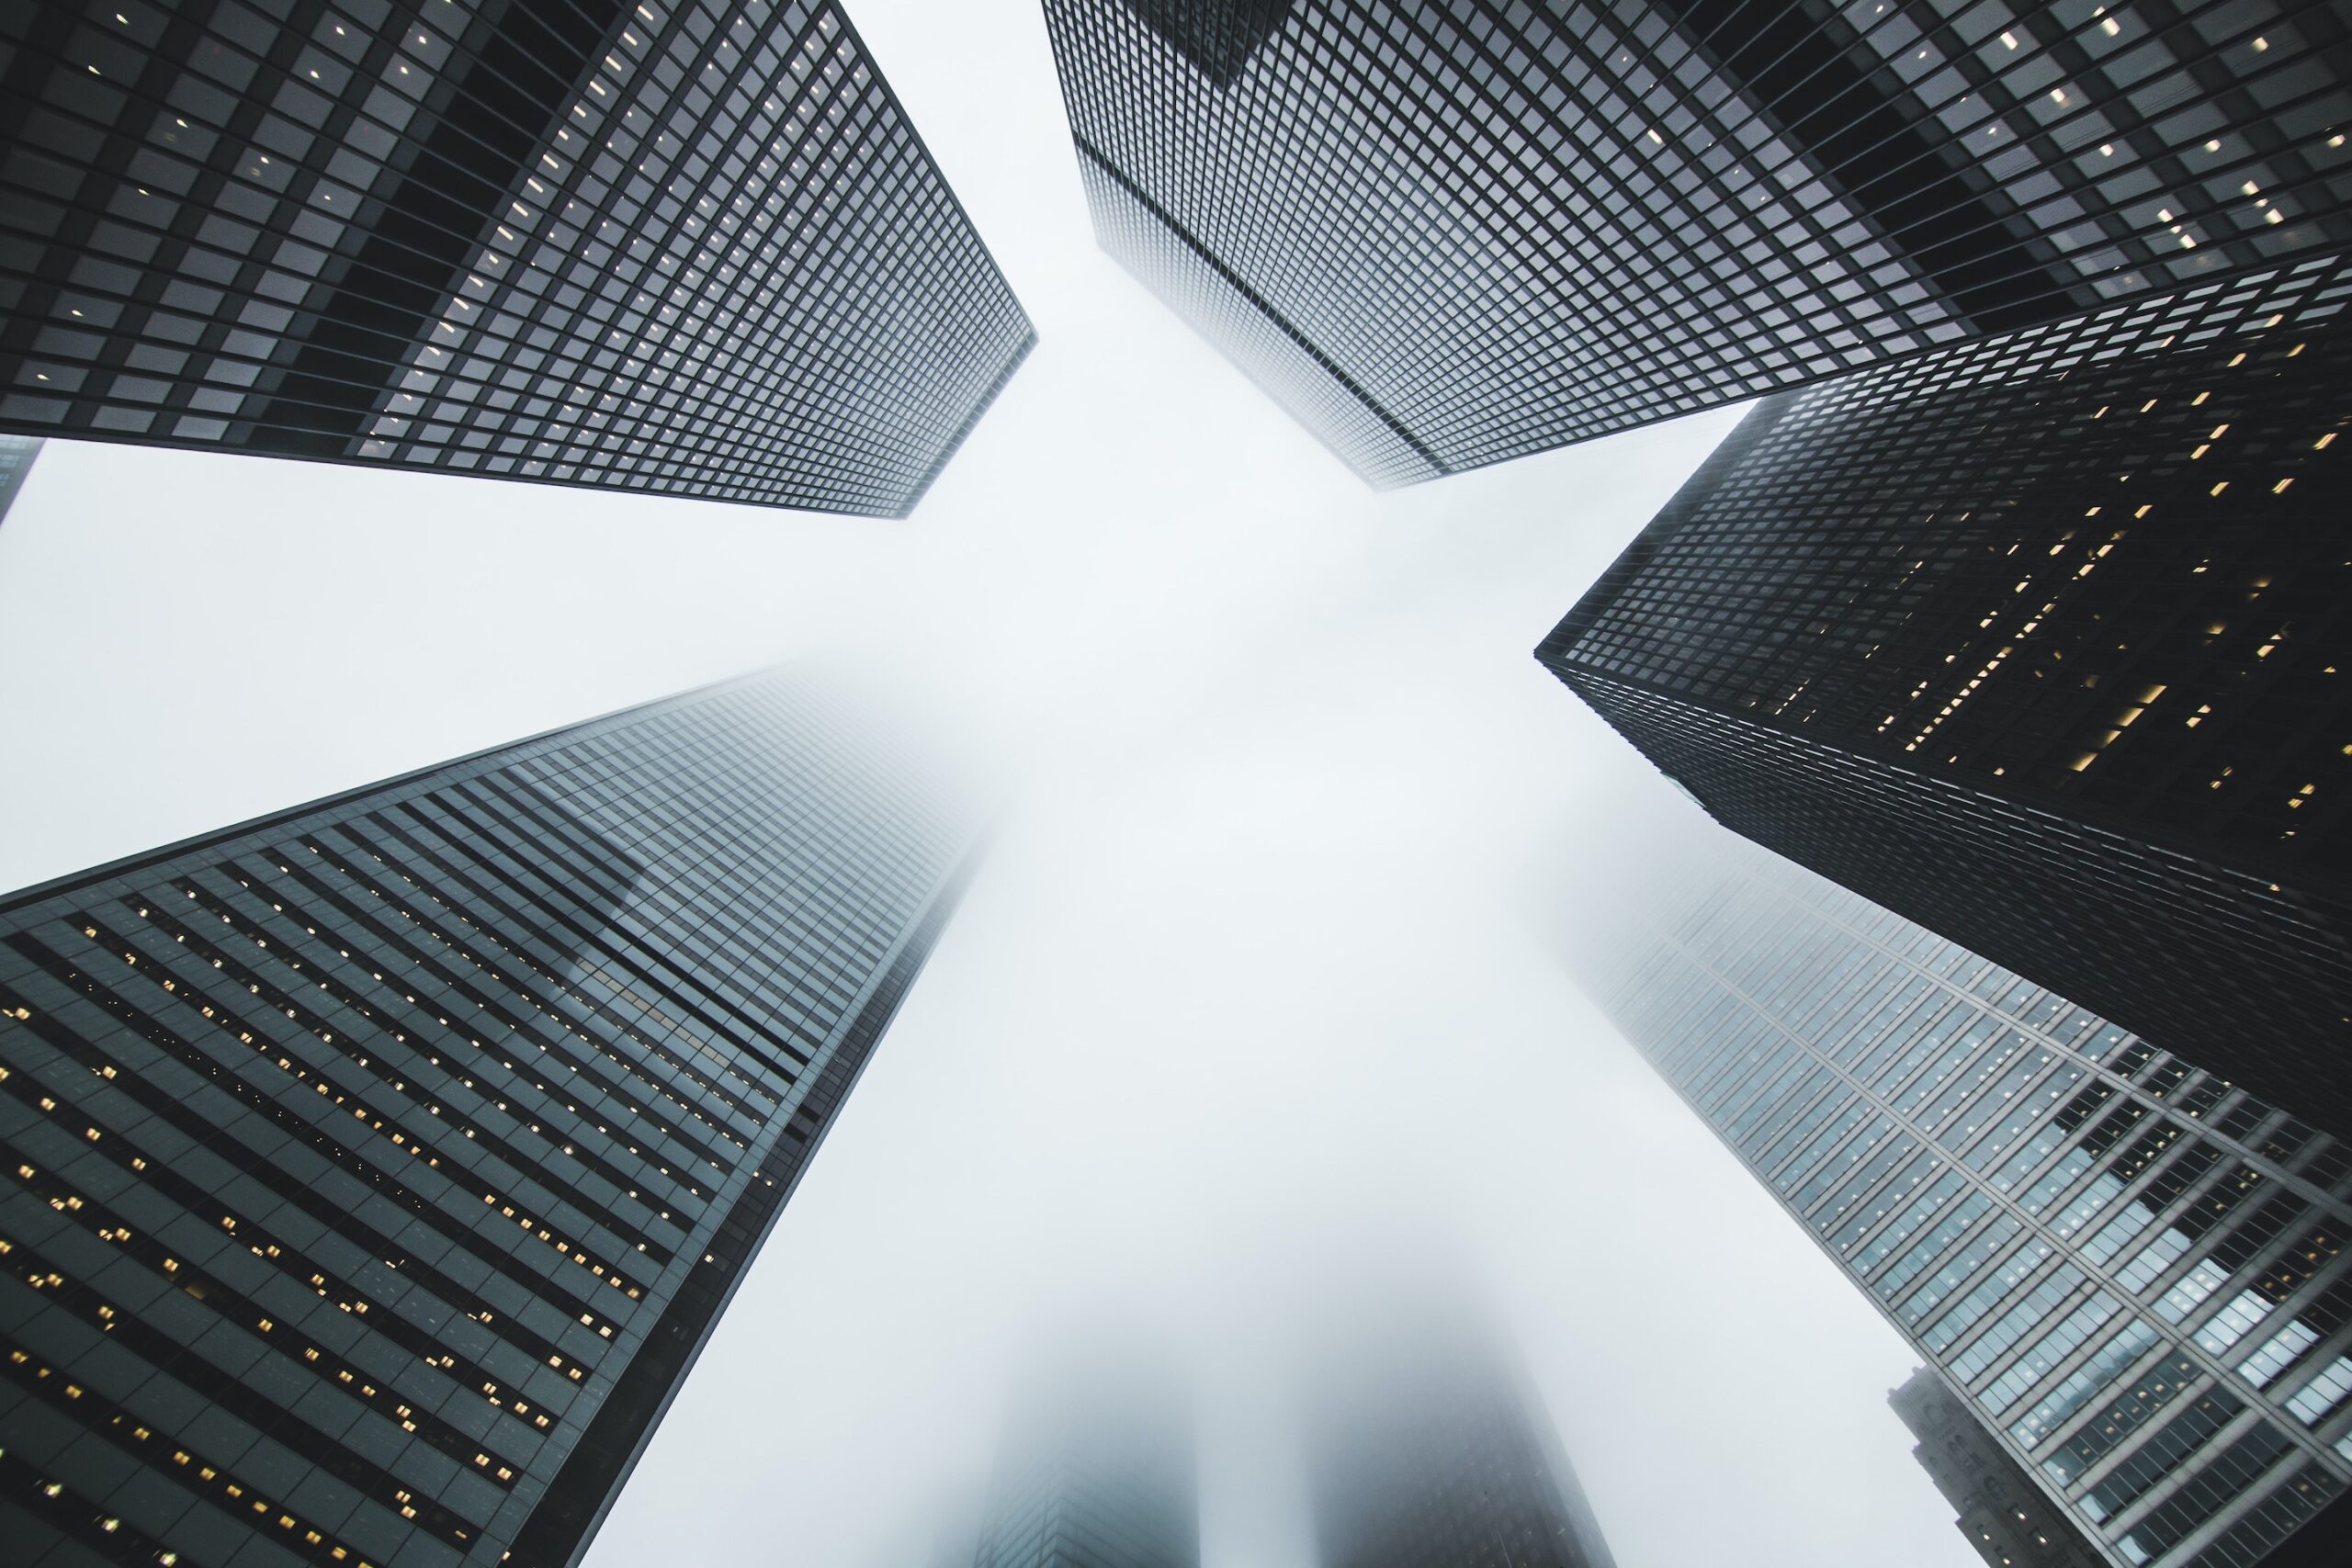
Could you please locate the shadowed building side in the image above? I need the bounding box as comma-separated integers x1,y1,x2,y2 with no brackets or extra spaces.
1540,254,2352,1134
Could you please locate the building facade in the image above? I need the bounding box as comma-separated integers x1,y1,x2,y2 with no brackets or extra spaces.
0,433,40,525
1041,0,2351,485
1894,1364,2110,1568
1538,251,2352,1134
1300,1296,1616,1568
0,670,977,1568
1557,826,2352,1568
967,1360,1198,1568
1,0,1033,516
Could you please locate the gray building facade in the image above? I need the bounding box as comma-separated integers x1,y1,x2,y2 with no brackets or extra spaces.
1557,825,2352,1567
0,670,976,1568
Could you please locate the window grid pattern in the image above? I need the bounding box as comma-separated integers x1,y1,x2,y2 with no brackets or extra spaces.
1040,0,2351,484
0,671,975,1568
1564,837,2352,1566
0,0,1033,516
1538,254,2352,1134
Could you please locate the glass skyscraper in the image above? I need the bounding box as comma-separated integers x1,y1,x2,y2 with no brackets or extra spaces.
1300,1292,1616,1568
967,1358,1198,1568
1040,0,2350,485
0,669,977,1568
1538,251,2350,1135
1556,826,2352,1568
1,1,1033,516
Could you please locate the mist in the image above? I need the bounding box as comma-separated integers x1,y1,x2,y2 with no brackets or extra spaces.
0,2,1983,1564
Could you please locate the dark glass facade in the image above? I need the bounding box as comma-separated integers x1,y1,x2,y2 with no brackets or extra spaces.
1557,829,2352,1567
0,670,977,1568
1301,1299,1615,1568
1538,252,2352,1134
1893,1365,2109,1568
966,1363,1197,1568
1041,0,2351,485
1,0,1034,516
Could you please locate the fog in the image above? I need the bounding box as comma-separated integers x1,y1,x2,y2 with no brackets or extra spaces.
0,2,1981,1564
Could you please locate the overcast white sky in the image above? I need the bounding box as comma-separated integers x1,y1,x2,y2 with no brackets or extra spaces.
0,3,1984,1565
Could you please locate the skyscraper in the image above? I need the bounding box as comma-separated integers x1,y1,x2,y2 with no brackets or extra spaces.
1040,0,2351,485
1537,251,2351,1134
0,669,977,1568
1300,1292,1616,1568
967,1354,1198,1568
0,433,40,525
1,1,1033,516
1892,1365,2109,1568
1555,823,2352,1568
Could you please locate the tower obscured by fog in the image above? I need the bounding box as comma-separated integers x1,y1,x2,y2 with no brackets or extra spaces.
0,434,39,525
967,1348,1198,1568
1298,1286,1616,1568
